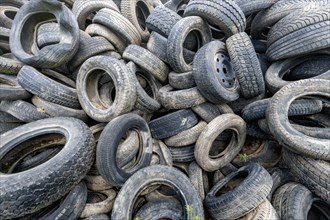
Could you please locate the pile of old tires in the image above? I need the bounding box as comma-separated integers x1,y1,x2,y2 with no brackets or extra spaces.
0,0,329,219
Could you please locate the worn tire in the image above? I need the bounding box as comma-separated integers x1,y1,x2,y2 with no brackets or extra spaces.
168,71,196,90
134,200,182,219
0,117,95,219
43,182,88,220
147,31,196,65
10,0,79,68
168,145,195,162
226,32,265,98
146,31,170,63
84,175,113,192
36,22,60,48
0,6,18,28
239,199,279,220
250,0,320,39
93,8,141,45
267,168,295,201
85,23,127,54
164,120,207,147
80,189,116,218
195,114,246,172
188,161,209,200
96,113,152,186
111,165,204,219
148,109,198,139
123,44,169,83
76,56,137,122
205,163,273,220
282,149,330,202
158,85,206,109
0,100,49,122
72,0,119,30
266,79,330,160
265,55,330,94
193,41,240,103
121,0,153,41
242,98,323,122
127,61,161,113
69,33,115,71
9,147,62,174
271,182,329,220
31,96,88,122
167,16,211,73
17,65,80,109
287,55,330,79
192,102,222,123
236,0,275,16
183,0,246,37
266,7,330,61
146,5,181,37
